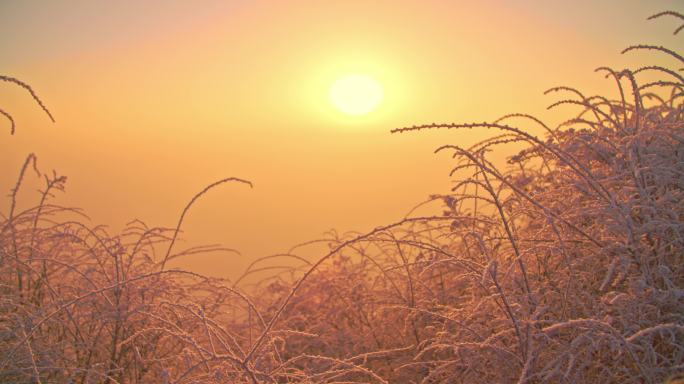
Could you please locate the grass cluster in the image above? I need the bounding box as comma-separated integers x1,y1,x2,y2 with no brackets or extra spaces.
1,11,683,384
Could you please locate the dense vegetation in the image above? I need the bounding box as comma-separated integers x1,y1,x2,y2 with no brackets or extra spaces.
1,11,683,384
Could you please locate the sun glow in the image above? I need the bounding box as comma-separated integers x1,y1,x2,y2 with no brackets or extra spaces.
329,74,384,116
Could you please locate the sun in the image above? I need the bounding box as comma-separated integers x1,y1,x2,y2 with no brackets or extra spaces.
329,74,384,116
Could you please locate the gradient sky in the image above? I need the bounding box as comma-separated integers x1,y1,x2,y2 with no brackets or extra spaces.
1,0,682,278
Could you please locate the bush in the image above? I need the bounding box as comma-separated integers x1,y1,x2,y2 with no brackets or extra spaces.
1,10,683,384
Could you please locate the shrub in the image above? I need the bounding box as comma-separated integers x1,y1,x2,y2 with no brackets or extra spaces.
1,10,683,384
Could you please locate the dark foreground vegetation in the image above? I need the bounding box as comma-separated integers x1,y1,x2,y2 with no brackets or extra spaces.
2,11,683,384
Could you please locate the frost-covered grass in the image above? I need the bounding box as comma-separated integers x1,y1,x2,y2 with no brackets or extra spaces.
1,11,683,384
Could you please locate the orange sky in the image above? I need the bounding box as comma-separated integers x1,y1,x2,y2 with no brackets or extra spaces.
1,0,682,278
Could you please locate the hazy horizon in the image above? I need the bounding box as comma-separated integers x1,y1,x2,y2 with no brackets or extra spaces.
2,0,682,279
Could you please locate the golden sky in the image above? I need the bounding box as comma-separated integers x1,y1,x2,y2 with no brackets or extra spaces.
1,0,682,278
